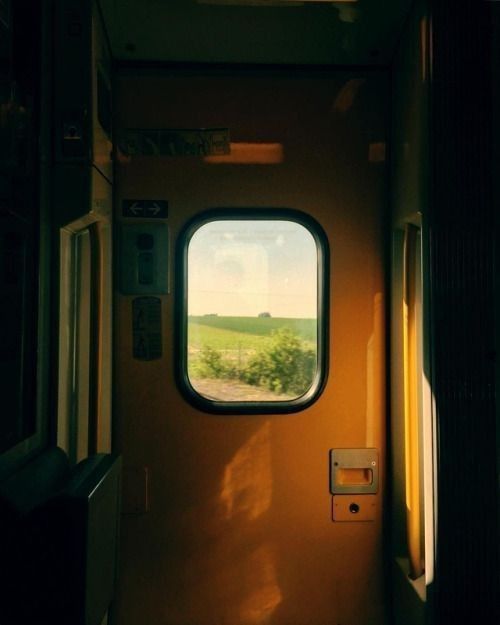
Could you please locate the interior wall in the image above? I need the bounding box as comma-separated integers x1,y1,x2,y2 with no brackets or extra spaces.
113,69,388,625
390,0,430,622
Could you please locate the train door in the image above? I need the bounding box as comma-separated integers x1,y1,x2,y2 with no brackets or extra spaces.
114,70,388,625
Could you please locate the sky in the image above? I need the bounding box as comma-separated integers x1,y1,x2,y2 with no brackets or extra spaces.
188,219,318,319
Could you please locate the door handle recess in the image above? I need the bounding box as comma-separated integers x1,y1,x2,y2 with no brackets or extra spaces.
329,448,379,495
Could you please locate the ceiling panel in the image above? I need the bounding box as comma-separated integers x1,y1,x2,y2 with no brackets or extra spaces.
99,0,413,66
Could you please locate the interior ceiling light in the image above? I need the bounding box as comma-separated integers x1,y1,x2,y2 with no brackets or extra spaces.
197,1,358,6
204,143,284,165
197,1,360,21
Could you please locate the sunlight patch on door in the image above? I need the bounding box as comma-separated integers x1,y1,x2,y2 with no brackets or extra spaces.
220,422,272,521
237,544,283,624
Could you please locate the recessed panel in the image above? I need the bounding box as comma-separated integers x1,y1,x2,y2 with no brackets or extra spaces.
332,495,377,522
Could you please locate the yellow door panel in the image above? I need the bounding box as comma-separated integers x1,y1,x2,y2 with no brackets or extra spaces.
114,71,387,625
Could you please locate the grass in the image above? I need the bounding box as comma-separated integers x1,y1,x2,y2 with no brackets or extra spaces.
188,315,316,342
188,323,270,352
188,323,270,377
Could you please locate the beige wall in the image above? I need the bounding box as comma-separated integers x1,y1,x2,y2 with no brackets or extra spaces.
114,70,388,625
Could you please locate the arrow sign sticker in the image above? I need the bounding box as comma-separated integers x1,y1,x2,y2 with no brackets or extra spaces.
123,200,169,218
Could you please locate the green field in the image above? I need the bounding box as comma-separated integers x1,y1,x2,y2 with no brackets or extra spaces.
188,324,270,352
188,315,316,343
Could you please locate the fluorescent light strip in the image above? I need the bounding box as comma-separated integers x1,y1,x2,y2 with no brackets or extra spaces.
198,1,357,6
204,142,284,164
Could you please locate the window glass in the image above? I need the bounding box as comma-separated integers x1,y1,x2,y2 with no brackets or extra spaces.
185,217,325,407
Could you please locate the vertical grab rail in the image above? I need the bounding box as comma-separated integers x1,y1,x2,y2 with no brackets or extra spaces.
403,223,424,580
88,221,103,456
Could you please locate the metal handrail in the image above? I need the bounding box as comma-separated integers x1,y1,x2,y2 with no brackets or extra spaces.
403,223,424,580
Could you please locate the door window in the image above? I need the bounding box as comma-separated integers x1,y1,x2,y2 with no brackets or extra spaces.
178,210,328,413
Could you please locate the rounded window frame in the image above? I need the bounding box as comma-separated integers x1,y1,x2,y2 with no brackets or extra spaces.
175,208,329,414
